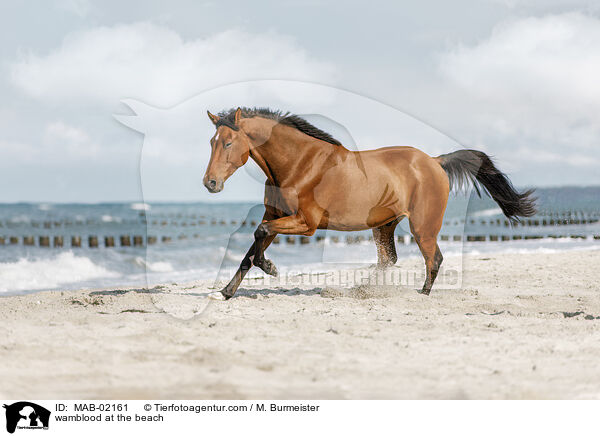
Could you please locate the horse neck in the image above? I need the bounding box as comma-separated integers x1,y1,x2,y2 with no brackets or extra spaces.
242,117,338,185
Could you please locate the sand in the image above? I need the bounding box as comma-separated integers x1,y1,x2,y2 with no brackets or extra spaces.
1,249,600,399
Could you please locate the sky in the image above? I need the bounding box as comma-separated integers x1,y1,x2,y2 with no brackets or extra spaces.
1,0,599,203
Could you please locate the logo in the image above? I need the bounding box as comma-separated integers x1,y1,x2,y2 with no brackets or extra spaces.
3,402,50,434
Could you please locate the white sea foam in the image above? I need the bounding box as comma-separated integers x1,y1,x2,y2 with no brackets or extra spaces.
10,215,30,223
130,202,151,211
223,251,245,263
0,252,120,293
471,207,502,217
134,256,175,273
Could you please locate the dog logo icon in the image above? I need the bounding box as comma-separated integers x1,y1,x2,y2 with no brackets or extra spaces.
3,402,50,433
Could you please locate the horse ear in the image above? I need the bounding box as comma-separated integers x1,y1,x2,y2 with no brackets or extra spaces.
207,110,219,126
234,107,242,125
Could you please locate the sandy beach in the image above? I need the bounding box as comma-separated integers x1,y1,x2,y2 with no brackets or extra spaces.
1,249,600,399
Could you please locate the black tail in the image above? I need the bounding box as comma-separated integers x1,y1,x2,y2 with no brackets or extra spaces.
437,149,536,223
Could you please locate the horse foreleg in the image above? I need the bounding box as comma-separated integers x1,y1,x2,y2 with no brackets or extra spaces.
221,214,314,299
221,242,255,299
221,230,277,300
255,214,312,238
252,232,278,277
253,214,313,265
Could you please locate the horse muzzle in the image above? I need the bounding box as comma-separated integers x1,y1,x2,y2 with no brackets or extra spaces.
204,177,224,193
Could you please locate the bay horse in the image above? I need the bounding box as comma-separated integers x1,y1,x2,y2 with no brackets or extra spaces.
204,107,536,299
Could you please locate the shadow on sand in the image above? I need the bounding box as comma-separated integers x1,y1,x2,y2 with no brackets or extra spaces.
232,287,323,298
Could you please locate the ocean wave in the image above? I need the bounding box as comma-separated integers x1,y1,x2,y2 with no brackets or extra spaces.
0,252,120,293
130,202,151,211
133,256,175,273
9,214,30,223
471,207,502,217
222,249,245,263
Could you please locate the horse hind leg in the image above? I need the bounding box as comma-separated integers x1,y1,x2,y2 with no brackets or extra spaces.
408,172,448,295
421,242,443,295
412,233,443,295
409,209,444,295
372,219,399,268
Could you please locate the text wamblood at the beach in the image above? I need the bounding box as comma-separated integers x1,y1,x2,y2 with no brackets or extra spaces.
55,414,163,422
152,403,320,413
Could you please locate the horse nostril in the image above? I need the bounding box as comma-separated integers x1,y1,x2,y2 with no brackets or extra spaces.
204,177,222,193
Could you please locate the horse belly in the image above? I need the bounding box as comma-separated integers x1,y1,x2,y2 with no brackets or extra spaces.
313,163,409,230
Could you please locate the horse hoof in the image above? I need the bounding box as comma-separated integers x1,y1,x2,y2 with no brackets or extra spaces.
417,288,431,296
261,259,278,277
218,286,235,300
221,290,234,300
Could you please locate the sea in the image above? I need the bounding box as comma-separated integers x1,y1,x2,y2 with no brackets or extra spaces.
1,186,599,295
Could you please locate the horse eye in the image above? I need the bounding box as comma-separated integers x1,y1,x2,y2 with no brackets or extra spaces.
224,142,232,149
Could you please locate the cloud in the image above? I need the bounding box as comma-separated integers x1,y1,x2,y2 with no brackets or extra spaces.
10,22,335,107
487,0,600,9
517,147,600,167
54,0,91,17
0,139,39,164
439,12,600,157
0,122,104,164
44,121,90,144
43,121,104,159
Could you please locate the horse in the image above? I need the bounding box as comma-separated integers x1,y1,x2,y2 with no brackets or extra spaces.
203,107,536,299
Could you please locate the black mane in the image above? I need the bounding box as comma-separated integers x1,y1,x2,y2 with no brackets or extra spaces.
216,107,341,146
